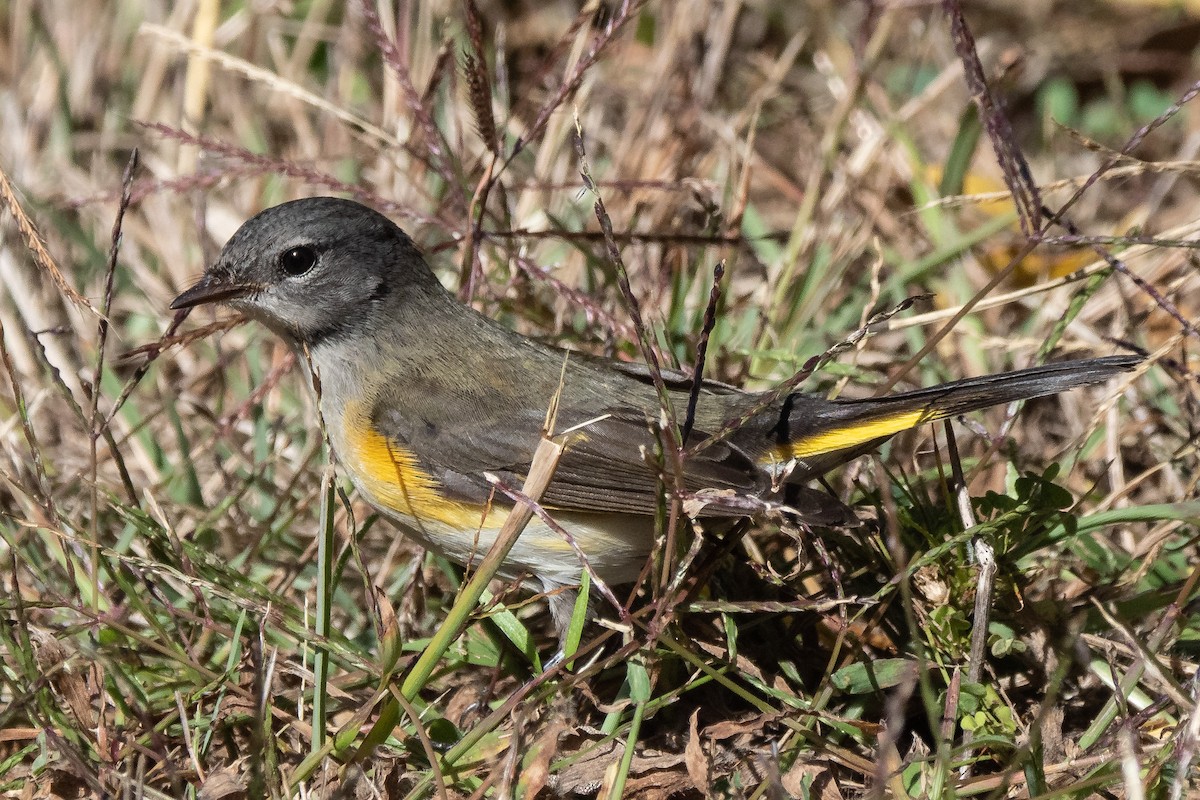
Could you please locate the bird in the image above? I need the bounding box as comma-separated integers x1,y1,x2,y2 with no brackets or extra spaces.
171,196,1139,631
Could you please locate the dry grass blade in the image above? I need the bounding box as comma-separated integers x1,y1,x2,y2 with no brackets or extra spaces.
923,160,1200,212
0,165,99,317
946,1,1042,236
87,150,138,611
139,23,401,149
680,261,723,446
0,319,58,524
1045,209,1200,341
574,116,678,443
509,0,649,162
1047,78,1200,228
358,0,458,189
462,0,499,155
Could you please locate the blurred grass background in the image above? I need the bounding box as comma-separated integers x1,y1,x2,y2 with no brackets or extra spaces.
1,0,1198,797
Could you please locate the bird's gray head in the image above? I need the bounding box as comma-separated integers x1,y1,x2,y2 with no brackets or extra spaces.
171,197,442,346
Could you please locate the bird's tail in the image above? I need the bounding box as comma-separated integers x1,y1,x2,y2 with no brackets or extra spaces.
775,355,1139,469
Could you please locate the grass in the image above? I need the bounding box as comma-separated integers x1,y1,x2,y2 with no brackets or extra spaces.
2,0,1199,797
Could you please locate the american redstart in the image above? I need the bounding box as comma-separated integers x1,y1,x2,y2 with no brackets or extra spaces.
172,197,1139,628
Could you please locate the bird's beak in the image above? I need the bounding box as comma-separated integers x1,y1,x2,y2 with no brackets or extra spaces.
170,273,254,310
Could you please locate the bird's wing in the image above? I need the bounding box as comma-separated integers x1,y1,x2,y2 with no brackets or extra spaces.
540,407,769,514
375,400,768,517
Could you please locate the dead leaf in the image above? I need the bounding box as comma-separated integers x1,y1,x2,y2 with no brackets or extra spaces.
197,763,247,800
781,760,844,800
704,711,785,741
521,717,568,799
560,732,689,798
684,709,709,791
31,627,97,729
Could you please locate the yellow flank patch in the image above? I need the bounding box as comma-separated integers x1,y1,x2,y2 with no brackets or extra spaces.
773,409,927,460
341,407,502,530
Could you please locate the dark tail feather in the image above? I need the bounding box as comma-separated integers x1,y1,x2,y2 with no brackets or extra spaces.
864,354,1141,422
782,355,1139,464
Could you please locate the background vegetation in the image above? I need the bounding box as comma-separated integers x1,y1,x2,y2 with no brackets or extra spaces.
1,0,1197,797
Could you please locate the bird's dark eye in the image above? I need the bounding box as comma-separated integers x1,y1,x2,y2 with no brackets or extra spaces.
280,245,317,276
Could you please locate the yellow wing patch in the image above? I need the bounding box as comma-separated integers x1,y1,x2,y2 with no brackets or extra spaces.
342,405,503,530
773,409,927,460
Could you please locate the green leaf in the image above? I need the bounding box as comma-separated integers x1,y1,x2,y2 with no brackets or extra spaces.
831,658,917,694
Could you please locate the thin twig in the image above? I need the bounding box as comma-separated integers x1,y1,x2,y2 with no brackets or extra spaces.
89,149,138,614
574,116,679,445
687,293,929,458
681,262,724,447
